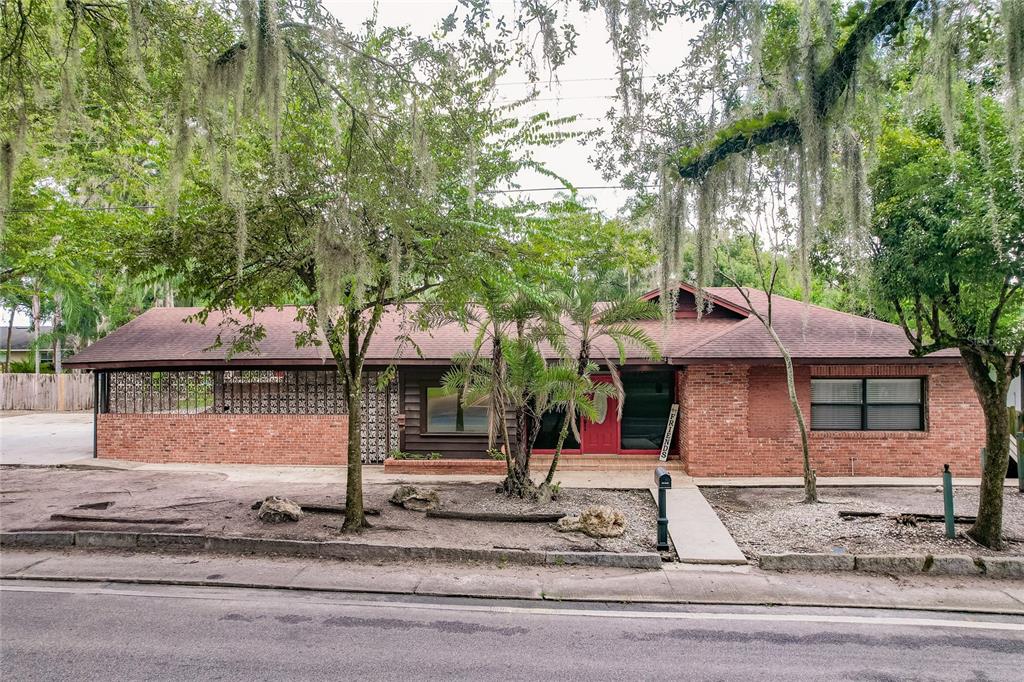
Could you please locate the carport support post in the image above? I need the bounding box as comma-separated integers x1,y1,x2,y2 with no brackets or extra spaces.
942,464,955,539
92,370,99,458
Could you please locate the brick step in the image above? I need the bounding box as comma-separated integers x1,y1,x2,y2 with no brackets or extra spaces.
383,456,683,476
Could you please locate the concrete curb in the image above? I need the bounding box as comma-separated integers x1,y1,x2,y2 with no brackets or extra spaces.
758,552,1023,579
0,531,662,570
1,572,1022,616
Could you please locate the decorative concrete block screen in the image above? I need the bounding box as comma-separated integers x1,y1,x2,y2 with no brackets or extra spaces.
360,370,400,463
104,369,347,415
99,368,398,463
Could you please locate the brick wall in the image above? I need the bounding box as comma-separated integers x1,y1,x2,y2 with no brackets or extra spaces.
678,362,985,477
97,413,348,466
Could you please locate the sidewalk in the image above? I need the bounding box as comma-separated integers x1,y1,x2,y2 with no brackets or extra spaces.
3,548,1022,615
50,457,697,489
48,458,1019,489
695,476,1021,488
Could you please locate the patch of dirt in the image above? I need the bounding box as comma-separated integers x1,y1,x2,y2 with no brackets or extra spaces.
702,486,1024,559
0,468,659,554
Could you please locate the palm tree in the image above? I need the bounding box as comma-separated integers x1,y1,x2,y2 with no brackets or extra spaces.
536,360,615,489
439,275,556,497
548,272,662,423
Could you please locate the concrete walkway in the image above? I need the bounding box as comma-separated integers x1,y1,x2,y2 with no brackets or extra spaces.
0,412,93,465
51,456,697,489
652,487,746,565
695,476,1020,487
3,549,1022,614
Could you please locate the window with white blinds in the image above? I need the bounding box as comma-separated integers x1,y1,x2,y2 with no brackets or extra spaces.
811,378,924,431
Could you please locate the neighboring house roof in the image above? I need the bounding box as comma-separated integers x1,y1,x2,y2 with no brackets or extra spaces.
3,326,53,351
64,285,960,370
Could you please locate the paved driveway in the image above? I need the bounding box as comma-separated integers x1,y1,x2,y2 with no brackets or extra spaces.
0,412,92,465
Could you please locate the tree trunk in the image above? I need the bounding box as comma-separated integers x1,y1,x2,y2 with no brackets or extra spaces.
961,348,1010,549
343,372,365,530
543,409,572,487
757,317,817,502
53,293,63,375
3,307,13,373
495,337,533,497
782,350,816,502
31,292,40,374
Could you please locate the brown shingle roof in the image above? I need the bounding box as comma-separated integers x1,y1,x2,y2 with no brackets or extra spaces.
686,287,960,360
65,287,959,369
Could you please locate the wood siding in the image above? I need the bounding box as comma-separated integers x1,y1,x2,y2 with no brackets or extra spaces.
400,367,517,458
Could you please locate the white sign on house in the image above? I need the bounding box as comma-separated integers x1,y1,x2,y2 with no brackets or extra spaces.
659,404,680,462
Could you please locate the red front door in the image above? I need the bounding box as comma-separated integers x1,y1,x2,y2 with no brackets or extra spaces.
580,376,619,454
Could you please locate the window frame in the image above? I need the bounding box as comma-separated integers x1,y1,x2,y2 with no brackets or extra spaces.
421,384,491,436
810,377,925,432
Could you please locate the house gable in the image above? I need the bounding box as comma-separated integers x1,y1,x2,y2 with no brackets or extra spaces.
641,283,749,320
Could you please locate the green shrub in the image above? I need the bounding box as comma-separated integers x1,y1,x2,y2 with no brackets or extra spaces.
7,359,54,373
389,450,443,460
487,448,507,461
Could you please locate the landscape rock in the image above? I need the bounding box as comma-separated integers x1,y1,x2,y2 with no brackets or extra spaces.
256,496,304,523
389,486,440,512
556,505,627,538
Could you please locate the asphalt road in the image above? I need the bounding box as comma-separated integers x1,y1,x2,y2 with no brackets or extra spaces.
0,412,92,464
1,581,1022,681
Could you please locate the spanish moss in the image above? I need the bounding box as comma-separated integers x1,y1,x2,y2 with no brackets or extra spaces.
126,0,148,86
1004,0,1024,162
0,107,28,235
656,160,686,320
694,170,719,317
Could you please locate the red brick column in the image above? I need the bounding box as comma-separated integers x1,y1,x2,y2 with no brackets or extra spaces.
97,413,348,465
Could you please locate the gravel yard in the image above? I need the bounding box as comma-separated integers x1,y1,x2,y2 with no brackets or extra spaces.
702,485,1024,559
0,467,658,554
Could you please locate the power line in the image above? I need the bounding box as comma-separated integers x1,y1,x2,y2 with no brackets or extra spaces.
6,185,655,214
8,204,157,213
496,94,617,103
483,184,655,194
495,75,660,86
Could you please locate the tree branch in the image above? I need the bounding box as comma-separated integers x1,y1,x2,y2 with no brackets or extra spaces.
676,0,921,180
677,118,800,180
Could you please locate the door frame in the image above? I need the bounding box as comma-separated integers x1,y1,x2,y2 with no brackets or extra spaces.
533,371,676,457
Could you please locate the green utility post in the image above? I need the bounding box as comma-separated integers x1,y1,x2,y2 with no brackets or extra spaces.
942,464,955,539
655,467,672,552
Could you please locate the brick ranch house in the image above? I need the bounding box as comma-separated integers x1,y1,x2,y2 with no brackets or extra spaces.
65,284,986,478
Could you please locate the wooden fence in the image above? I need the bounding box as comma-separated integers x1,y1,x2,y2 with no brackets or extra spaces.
0,373,94,412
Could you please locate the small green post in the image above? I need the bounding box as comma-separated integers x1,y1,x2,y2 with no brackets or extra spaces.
942,464,955,539
979,447,986,476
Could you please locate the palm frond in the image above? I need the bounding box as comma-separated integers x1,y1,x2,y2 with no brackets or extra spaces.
604,322,662,361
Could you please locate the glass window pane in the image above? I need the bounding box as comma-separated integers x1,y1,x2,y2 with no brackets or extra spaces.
426,387,488,433
866,405,922,430
811,404,863,430
535,407,580,450
811,379,863,404
620,372,673,449
866,379,921,404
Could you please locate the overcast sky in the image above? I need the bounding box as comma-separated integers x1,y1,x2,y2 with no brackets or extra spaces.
324,1,699,216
